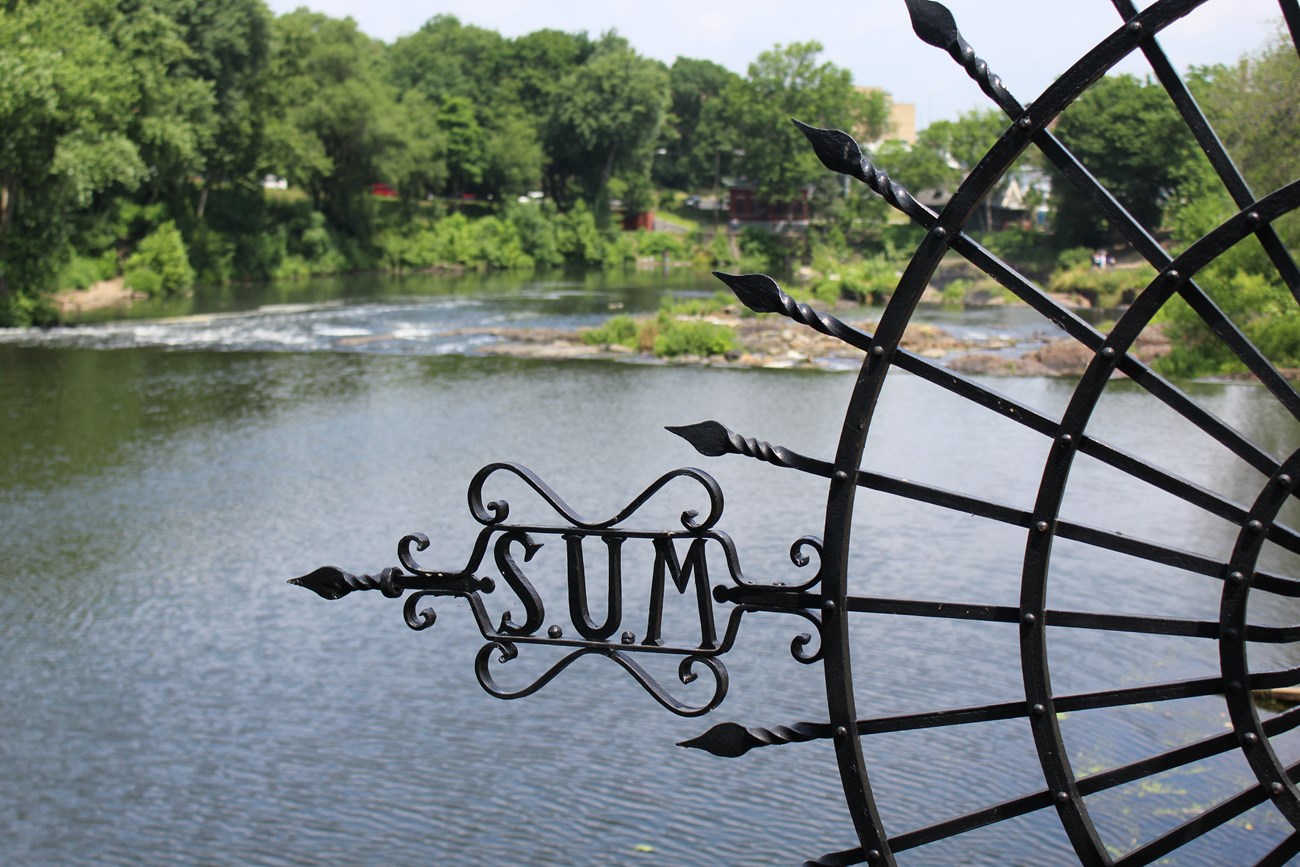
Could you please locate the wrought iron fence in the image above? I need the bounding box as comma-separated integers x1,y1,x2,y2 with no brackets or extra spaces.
294,0,1300,862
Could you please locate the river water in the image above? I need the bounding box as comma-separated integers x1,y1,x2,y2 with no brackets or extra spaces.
2,270,1298,865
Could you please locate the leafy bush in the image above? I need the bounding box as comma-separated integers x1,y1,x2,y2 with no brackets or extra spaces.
660,293,733,317
652,313,736,357
123,221,194,295
57,252,117,290
1056,246,1095,271
556,202,605,265
1,290,59,327
1047,262,1156,308
123,267,162,295
507,204,563,267
636,231,689,259
582,314,640,348
1158,268,1300,376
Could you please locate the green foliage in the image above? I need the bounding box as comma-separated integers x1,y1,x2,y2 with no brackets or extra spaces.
710,42,887,203
555,201,606,265
124,221,195,295
659,293,734,317
652,313,737,357
635,230,689,259
976,227,1057,275
1159,268,1300,376
804,255,902,305
57,253,118,291
544,34,671,219
1057,247,1095,271
582,314,640,348
0,0,149,309
1048,263,1157,308
1,287,58,328
123,266,163,296
1052,74,1199,247
736,227,787,273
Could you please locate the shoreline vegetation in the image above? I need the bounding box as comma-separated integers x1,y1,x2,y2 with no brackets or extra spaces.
4,2,1295,381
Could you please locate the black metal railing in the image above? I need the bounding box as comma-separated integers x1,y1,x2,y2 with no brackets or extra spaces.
294,1,1300,863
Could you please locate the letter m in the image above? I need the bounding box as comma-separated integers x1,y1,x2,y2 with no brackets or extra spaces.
644,536,717,649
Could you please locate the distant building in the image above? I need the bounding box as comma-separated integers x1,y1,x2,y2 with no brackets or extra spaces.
857,87,918,147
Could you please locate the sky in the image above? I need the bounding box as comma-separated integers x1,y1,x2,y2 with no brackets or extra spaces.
263,0,1287,128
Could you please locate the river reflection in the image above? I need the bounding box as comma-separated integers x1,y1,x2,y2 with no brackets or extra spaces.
1,271,1298,865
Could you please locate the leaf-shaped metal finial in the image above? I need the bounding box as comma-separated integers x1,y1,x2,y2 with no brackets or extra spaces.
792,120,867,182
792,122,924,221
903,0,1012,107
678,719,829,757
712,271,874,355
905,0,960,49
290,566,404,600
667,419,830,479
665,420,735,457
712,271,790,315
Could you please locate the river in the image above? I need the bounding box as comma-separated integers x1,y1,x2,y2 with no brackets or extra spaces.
2,270,1298,865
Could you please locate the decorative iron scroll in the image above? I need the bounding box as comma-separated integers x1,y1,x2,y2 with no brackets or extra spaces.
293,462,824,717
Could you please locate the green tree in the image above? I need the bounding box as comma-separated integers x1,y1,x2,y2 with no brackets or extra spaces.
388,15,548,205
655,57,740,190
1052,73,1199,248
544,33,671,220
264,9,403,238
0,0,149,323
1159,28,1300,376
169,0,272,220
710,42,887,205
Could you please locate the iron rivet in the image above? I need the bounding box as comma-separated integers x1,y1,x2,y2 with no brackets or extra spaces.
1057,433,1073,447
1127,20,1142,33
1032,703,1046,716
1278,474,1292,486
1018,116,1032,129
871,345,884,357
1023,612,1037,625
1229,680,1244,693
932,226,948,239
1225,628,1239,640
621,631,635,644
867,850,882,863
1229,571,1245,585
1035,520,1051,533
1100,346,1116,359
1166,269,1180,281
1244,732,1259,745
824,600,837,613
1247,211,1261,223
548,625,562,638
1247,520,1264,534
1271,782,1286,795
834,470,849,483
835,726,848,739
1056,791,1070,803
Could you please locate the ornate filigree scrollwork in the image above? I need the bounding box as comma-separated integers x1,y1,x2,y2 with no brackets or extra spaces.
292,463,822,716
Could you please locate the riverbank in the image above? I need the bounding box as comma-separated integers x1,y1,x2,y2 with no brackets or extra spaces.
49,279,145,318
